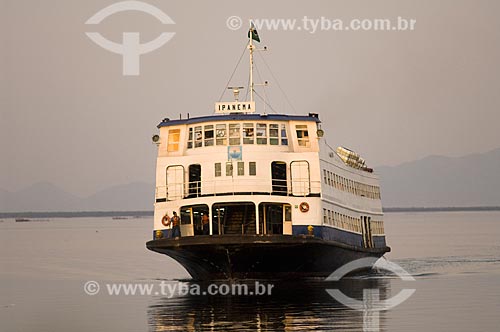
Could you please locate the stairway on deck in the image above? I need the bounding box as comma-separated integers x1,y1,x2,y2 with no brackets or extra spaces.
224,206,256,235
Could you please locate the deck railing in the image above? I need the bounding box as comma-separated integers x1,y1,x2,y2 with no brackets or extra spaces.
155,179,322,201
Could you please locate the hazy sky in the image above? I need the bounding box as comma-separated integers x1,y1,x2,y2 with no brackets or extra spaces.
1,0,499,196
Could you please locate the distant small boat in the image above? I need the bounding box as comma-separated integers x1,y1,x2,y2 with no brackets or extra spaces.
112,216,129,220
15,218,50,222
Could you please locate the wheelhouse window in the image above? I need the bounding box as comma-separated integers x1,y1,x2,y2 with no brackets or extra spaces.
256,123,267,145
281,124,288,145
269,124,279,145
188,122,290,148
243,123,254,144
187,128,193,149
296,125,310,147
194,126,203,148
167,129,180,152
214,163,221,177
229,124,241,145
204,125,214,146
216,124,227,145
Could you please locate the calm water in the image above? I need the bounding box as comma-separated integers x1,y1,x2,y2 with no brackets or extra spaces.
1,212,500,331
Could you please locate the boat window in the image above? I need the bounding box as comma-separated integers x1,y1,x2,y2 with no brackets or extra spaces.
180,207,192,225
204,125,214,146
249,162,256,176
214,163,221,177
187,128,193,149
285,205,292,222
269,124,279,145
243,123,254,144
194,126,203,148
167,129,180,152
187,122,291,148
229,124,241,145
237,161,244,176
256,123,267,145
281,124,288,145
226,162,233,176
216,124,227,145
296,125,309,147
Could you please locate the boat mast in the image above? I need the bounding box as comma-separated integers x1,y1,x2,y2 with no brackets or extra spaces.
248,23,255,103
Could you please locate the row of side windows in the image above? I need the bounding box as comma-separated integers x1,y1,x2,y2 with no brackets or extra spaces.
322,208,362,233
322,169,381,199
187,123,288,148
215,162,257,177
167,124,311,151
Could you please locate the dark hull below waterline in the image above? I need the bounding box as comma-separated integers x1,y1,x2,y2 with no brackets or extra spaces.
146,235,390,280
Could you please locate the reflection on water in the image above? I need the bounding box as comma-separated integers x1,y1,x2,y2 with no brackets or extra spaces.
148,278,390,332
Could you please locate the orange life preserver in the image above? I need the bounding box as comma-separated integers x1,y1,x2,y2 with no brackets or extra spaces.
299,202,309,213
161,214,170,227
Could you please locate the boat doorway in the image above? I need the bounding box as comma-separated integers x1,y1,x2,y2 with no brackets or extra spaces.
179,204,209,236
188,164,201,198
259,203,292,235
361,216,373,248
271,161,287,195
213,202,256,235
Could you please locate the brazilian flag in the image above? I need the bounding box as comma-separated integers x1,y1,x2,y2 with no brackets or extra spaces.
248,22,260,42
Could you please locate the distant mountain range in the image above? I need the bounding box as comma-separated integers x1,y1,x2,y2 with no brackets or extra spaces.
377,147,500,208
1,148,499,212
0,182,154,212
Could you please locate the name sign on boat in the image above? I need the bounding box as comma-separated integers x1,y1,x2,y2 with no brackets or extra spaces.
215,101,255,114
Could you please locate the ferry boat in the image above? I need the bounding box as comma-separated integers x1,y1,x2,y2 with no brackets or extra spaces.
146,25,390,280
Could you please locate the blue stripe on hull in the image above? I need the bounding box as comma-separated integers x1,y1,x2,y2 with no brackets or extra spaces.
292,225,386,249
373,235,386,248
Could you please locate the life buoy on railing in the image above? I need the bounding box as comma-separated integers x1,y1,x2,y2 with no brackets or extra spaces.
299,202,309,213
161,214,170,227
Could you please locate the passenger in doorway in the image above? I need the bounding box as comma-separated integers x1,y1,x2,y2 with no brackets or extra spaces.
166,211,181,238
202,213,210,235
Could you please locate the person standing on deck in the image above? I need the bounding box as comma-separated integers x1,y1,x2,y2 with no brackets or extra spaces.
165,211,181,238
